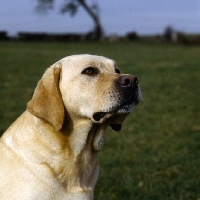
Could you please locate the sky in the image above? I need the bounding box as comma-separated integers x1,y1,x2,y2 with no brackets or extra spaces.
0,0,200,37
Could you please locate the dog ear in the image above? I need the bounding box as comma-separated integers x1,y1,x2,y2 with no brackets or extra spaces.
27,63,64,131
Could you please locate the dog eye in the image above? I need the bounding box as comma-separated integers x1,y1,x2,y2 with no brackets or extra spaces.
81,67,99,76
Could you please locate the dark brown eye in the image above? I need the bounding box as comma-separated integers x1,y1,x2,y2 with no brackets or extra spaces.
85,68,93,75
81,67,99,76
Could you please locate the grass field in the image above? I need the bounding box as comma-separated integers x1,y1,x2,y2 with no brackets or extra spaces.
0,41,200,199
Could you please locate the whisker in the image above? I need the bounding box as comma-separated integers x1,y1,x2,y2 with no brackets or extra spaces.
139,93,150,116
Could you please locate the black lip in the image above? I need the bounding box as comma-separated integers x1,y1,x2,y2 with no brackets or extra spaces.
92,100,133,122
109,124,122,131
93,112,107,121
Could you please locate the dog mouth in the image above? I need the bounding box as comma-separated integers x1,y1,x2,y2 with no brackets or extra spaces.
92,97,136,121
92,100,134,122
92,90,141,131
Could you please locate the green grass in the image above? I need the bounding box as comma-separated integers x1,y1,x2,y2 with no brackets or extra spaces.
0,41,200,199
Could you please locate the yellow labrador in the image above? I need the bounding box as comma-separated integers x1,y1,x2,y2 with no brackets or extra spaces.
0,55,142,200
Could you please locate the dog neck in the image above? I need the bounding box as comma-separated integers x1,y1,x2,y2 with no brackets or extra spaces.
61,117,109,156
58,117,109,193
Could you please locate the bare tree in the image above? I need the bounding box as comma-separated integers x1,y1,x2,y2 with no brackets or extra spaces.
35,0,103,40
163,26,174,42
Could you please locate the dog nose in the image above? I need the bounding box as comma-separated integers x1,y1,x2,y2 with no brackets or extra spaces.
117,75,138,89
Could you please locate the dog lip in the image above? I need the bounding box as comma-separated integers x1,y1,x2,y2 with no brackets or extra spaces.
92,101,132,123
93,112,107,121
109,124,121,131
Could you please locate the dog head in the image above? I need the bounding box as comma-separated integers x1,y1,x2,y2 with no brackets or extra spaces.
27,54,142,131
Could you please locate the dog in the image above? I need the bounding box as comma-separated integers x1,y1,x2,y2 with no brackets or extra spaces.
0,54,142,199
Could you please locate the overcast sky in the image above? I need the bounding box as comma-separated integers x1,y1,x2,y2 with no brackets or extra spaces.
1,0,200,36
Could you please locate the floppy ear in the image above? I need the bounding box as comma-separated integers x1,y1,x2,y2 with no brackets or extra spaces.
27,63,64,131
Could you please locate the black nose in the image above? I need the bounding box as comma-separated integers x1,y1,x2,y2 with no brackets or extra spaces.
117,75,138,89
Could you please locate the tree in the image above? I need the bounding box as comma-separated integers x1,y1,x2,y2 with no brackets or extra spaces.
35,0,103,40
163,26,174,42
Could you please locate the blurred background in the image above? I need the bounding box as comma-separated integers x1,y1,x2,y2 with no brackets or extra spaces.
0,1,200,200
0,0,200,43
